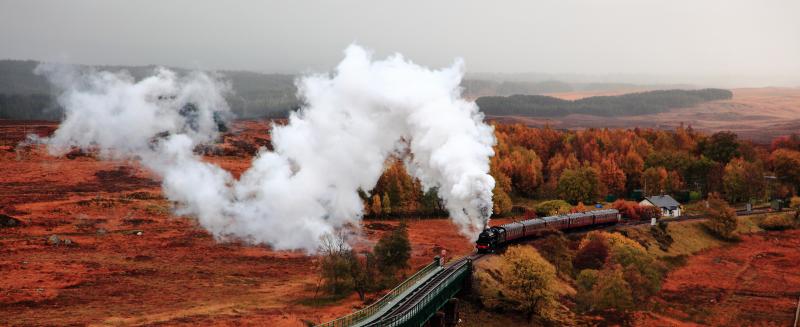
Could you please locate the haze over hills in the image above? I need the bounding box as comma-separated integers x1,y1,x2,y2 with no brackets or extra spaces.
0,59,726,121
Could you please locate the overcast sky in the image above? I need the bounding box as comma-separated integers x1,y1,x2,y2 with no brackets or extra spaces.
2,0,799,85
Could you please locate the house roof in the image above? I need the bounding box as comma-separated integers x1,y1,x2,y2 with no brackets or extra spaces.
645,195,680,209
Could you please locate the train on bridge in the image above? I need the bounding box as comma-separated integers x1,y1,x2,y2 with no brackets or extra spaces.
476,209,621,253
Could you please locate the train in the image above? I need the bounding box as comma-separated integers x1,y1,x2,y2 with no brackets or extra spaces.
476,209,621,253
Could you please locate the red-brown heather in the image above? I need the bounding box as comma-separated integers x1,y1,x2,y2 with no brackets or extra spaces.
1,116,799,325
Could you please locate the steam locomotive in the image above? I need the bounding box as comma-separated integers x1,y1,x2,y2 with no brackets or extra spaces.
476,209,621,253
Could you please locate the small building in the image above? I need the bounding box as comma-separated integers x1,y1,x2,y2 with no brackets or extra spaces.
639,195,682,218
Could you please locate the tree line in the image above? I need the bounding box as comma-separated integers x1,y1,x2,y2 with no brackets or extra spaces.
476,88,732,117
362,125,800,218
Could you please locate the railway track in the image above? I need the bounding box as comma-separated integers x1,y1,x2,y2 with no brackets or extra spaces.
363,253,483,327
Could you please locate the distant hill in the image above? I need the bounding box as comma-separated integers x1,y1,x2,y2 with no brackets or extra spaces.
0,59,720,121
0,60,298,120
476,89,733,117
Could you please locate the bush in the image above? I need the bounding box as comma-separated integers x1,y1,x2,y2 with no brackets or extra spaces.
374,223,411,285
591,267,634,312
577,231,666,306
575,269,600,312
475,246,560,322
576,266,634,313
535,200,572,216
573,236,609,271
638,205,663,221
704,194,738,240
318,232,354,295
612,200,640,220
689,191,702,202
536,233,574,276
759,214,796,231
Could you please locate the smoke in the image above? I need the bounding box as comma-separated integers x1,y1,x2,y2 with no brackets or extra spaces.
37,45,496,252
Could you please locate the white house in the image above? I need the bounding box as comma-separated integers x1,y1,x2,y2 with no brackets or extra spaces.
639,195,682,218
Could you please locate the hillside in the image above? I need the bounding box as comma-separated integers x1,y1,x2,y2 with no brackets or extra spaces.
1,60,704,121
491,87,800,144
477,88,733,117
0,60,298,120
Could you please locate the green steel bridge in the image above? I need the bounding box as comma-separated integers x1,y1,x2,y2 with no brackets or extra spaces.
315,254,478,327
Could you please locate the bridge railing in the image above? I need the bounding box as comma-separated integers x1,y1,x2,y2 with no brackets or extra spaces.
373,258,472,327
315,258,441,327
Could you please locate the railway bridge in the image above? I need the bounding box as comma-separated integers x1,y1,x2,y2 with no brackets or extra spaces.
315,255,477,327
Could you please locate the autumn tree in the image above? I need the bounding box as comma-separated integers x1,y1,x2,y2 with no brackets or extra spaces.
664,170,684,194
684,156,718,193
641,167,667,196
493,190,513,217
588,267,634,312
419,187,446,216
575,269,600,312
374,223,411,285
704,193,738,240
573,236,609,271
476,246,560,322
645,150,692,175
536,233,574,276
771,149,800,192
381,192,392,216
498,146,544,197
598,157,627,196
620,150,645,193
771,133,800,152
612,200,641,220
575,232,665,311
723,158,765,203
557,166,599,204
370,194,382,217
346,250,378,301
318,231,353,295
700,131,740,163
490,157,514,216
603,232,665,302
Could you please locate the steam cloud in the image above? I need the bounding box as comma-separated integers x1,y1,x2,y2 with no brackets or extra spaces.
38,45,496,251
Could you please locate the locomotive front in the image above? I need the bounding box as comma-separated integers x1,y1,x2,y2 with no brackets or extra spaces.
476,228,499,253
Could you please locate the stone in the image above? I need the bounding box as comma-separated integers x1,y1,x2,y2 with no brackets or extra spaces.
47,234,60,245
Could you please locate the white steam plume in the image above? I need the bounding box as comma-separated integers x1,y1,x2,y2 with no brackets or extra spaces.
38,45,496,251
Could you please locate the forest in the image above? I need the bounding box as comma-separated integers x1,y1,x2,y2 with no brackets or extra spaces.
476,88,733,117
364,125,800,218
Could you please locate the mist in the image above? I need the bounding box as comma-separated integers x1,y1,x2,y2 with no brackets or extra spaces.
2,0,799,87
37,45,496,252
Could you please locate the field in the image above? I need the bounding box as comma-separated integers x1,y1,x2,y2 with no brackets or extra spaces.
490,87,800,143
2,117,799,326
0,120,475,326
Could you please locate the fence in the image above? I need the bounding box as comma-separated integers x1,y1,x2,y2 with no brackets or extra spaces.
315,258,441,327
368,258,472,327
